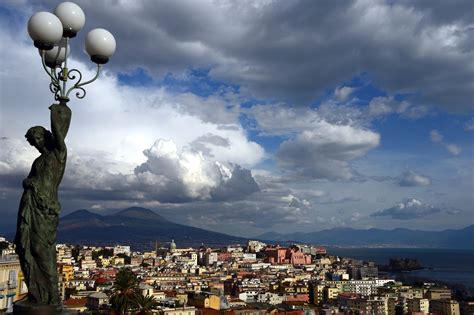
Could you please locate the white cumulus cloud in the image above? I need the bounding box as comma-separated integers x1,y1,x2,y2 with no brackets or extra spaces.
399,171,431,187
134,139,260,201
371,198,441,220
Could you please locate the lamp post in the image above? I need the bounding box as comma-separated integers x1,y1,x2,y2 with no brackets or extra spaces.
14,2,115,313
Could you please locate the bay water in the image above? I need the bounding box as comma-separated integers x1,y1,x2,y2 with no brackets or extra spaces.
326,247,474,292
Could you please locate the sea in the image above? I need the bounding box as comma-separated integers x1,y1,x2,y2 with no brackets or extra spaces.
326,248,474,293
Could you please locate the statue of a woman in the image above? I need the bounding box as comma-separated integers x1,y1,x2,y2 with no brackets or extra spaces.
14,101,71,310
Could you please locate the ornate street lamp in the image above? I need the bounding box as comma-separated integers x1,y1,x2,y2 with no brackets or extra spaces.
14,2,116,313
28,2,116,102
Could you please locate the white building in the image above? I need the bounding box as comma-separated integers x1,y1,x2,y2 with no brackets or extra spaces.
162,306,196,315
87,292,109,310
257,292,284,305
205,252,218,266
242,253,257,262
247,240,267,253
239,291,259,303
113,245,131,256
240,262,271,270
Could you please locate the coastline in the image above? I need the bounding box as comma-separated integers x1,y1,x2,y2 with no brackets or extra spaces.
326,247,474,295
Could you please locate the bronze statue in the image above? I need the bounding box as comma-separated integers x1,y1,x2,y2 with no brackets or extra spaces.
14,101,71,312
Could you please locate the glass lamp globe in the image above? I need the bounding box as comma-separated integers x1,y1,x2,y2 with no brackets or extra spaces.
54,2,85,38
28,11,63,50
41,38,70,68
85,28,116,64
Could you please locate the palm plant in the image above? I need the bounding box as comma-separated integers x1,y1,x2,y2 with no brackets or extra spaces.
133,294,159,315
110,268,140,314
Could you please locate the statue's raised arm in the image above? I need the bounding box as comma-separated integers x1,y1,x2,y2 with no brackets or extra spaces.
49,102,72,161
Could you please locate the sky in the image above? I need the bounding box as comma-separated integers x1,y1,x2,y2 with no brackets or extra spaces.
0,0,473,238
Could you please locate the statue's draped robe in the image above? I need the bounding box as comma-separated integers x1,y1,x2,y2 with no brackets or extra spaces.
15,103,71,305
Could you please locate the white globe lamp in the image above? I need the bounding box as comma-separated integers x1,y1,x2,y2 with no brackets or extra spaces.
54,2,86,38
85,28,116,64
42,38,70,68
27,11,63,50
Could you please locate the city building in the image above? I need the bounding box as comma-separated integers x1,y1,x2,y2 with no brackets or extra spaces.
430,299,460,315
0,238,463,315
0,255,27,313
264,246,311,265
407,298,430,314
113,245,131,256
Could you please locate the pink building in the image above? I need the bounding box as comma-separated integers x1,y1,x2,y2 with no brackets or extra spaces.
264,246,311,265
265,247,288,264
218,252,233,262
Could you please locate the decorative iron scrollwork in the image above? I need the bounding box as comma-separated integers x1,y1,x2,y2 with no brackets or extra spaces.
40,46,101,101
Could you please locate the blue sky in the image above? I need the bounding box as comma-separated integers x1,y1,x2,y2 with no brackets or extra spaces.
0,0,472,237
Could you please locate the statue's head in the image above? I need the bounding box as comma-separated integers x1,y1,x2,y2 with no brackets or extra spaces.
25,126,53,152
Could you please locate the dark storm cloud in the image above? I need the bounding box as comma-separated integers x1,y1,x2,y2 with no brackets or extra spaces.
397,0,474,25
20,0,474,111
158,189,313,233
210,166,260,201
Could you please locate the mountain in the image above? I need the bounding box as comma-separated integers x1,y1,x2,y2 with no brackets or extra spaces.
54,208,474,249
114,207,168,221
58,207,247,249
60,209,110,230
256,225,474,249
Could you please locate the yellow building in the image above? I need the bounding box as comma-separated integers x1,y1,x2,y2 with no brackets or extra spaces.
100,256,111,267
208,295,220,310
324,286,339,301
189,294,228,310
58,263,74,282
111,257,125,265
143,251,157,258
0,256,27,313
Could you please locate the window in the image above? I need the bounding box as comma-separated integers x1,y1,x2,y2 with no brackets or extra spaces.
8,270,16,286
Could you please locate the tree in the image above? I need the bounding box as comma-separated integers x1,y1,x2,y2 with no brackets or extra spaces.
0,241,9,250
92,247,114,260
117,253,132,265
133,294,159,315
71,245,82,261
110,268,139,314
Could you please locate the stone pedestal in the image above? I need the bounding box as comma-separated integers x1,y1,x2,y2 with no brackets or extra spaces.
13,300,62,314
